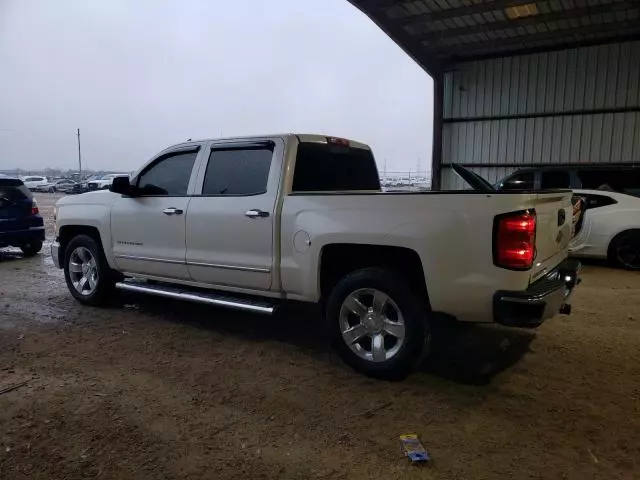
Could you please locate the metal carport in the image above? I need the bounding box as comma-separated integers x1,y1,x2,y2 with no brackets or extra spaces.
348,0,640,189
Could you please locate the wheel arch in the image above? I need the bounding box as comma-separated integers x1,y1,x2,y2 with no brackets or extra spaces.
318,243,431,311
58,225,105,265
607,228,640,264
607,228,640,252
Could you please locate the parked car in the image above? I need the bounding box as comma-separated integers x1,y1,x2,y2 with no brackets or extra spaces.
496,165,640,196
570,189,640,270
0,177,45,255
86,173,129,191
21,176,49,191
51,135,580,378
40,178,78,193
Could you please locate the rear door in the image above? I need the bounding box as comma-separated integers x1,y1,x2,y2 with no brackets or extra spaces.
0,180,32,231
185,139,283,290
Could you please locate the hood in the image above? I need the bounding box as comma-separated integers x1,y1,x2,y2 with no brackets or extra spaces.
56,189,116,207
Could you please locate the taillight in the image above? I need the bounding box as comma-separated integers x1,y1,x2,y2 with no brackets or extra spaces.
493,210,536,270
31,199,39,215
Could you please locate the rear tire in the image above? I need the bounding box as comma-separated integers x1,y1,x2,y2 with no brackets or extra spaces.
326,267,430,380
608,230,640,270
63,234,116,306
20,241,43,257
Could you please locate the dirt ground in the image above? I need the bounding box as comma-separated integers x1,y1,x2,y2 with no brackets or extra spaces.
0,193,639,479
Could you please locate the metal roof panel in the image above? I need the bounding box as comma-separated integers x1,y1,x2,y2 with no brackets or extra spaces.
350,0,640,74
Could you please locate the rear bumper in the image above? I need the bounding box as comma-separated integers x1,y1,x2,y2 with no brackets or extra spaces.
494,259,581,328
0,227,45,247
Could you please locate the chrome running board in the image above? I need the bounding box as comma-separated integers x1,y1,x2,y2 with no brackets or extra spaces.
115,280,275,315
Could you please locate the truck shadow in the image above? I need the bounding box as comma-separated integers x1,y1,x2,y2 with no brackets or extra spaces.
423,321,536,385
124,294,535,386
123,293,329,354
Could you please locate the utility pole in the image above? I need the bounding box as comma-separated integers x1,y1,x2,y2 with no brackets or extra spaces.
77,128,82,180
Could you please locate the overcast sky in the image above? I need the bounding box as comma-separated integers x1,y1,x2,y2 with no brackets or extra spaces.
0,0,433,174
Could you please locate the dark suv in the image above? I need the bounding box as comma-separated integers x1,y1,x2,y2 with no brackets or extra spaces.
496,165,640,196
0,178,45,255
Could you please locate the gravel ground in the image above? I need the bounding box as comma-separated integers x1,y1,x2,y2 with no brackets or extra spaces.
0,193,639,479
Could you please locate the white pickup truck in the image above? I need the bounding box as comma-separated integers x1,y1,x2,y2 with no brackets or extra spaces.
52,134,580,378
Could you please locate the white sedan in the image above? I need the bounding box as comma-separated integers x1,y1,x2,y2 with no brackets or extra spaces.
570,189,640,270
21,176,49,191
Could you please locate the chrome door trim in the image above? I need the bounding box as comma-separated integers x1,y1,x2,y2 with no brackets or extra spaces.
187,261,270,273
115,254,185,265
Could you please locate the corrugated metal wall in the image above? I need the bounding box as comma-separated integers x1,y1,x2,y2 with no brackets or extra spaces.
441,41,640,189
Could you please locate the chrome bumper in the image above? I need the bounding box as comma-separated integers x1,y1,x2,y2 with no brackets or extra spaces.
494,259,581,328
51,241,61,268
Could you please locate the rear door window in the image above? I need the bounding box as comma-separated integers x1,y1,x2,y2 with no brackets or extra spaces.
202,145,273,196
578,169,640,196
292,142,380,192
541,170,570,189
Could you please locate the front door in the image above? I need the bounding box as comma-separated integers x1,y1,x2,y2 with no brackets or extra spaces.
111,148,199,279
186,141,280,291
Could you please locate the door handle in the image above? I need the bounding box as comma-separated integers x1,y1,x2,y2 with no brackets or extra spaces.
163,207,183,215
245,209,269,218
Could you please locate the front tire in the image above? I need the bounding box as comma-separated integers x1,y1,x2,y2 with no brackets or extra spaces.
609,230,640,270
326,268,430,379
63,234,115,306
20,241,43,257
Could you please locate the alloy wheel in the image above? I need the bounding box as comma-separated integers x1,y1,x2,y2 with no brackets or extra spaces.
339,288,406,363
68,246,99,296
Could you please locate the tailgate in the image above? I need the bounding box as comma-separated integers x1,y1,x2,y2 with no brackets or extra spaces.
531,191,573,281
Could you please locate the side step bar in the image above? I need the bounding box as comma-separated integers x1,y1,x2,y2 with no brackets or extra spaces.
115,280,275,315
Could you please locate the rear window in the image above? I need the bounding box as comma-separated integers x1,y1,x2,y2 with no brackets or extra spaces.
292,142,380,192
0,180,32,202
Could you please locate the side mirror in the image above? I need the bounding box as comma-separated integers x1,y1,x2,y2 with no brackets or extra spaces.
110,176,135,196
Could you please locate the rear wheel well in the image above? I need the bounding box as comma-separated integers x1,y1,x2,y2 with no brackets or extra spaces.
608,229,640,262
59,225,103,260
608,229,640,251
319,244,430,309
